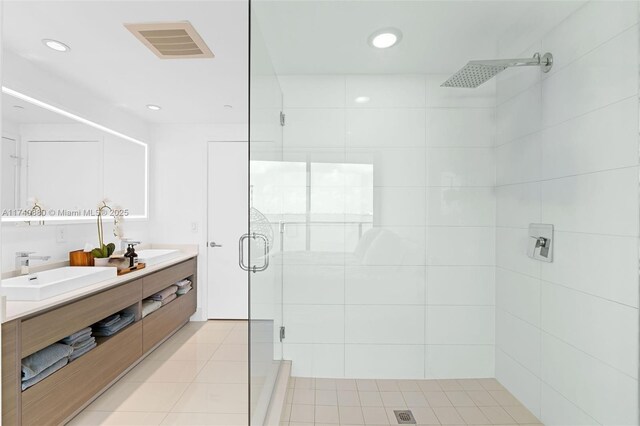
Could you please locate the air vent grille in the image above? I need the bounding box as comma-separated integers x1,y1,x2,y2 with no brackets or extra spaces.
125,22,214,59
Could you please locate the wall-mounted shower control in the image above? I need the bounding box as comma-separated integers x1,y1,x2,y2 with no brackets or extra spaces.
528,223,553,262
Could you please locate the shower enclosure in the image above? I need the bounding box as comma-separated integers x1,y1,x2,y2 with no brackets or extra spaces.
249,1,640,425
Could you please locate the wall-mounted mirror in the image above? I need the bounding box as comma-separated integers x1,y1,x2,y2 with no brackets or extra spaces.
1,89,148,223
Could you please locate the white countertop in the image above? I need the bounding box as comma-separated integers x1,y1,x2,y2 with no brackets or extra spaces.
3,245,198,323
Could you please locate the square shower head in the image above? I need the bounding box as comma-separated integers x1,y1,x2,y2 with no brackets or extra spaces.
441,62,508,88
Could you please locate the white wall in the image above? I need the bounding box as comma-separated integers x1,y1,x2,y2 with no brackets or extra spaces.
1,51,151,273
494,2,639,424
277,74,497,379
149,123,246,321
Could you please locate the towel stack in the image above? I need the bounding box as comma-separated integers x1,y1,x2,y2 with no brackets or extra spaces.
141,299,161,318
150,285,178,306
61,327,97,362
92,311,135,337
21,343,72,390
140,279,193,318
176,279,192,296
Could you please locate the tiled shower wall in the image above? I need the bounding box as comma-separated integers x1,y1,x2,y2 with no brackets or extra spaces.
494,1,639,425
277,75,497,379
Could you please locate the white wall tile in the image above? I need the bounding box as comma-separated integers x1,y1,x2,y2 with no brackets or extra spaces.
426,75,496,108
426,148,495,187
496,268,541,326
495,349,541,416
427,227,495,266
280,75,345,108
540,167,639,236
542,27,639,127
358,226,426,266
496,183,541,229
346,108,425,148
426,108,495,147
496,310,541,376
427,266,495,306
345,266,425,305
285,343,345,378
346,75,426,108
542,1,639,78
426,345,494,379
284,108,345,148
283,305,344,343
541,282,638,378
426,187,495,227
495,42,543,106
346,147,426,187
541,333,639,425
496,134,541,185
426,306,495,345
283,265,345,305
541,231,638,307
540,383,599,426
541,98,639,179
496,84,541,145
373,187,425,226
345,345,425,379
345,305,425,344
495,227,540,278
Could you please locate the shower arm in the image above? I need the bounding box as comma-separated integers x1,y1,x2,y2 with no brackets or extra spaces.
469,52,553,70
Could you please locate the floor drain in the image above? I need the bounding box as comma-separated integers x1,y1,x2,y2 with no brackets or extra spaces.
394,410,416,424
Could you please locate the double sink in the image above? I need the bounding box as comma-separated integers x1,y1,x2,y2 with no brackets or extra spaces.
0,249,180,301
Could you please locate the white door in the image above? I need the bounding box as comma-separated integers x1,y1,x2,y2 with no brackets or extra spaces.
207,141,248,319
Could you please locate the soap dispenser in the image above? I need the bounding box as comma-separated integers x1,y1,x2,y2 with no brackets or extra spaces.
130,244,139,268
124,244,134,268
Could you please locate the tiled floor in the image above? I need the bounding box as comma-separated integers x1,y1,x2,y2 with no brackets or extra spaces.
281,378,543,426
68,320,248,426
67,320,542,426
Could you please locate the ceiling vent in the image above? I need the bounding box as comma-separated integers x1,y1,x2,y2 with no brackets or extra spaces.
124,21,214,59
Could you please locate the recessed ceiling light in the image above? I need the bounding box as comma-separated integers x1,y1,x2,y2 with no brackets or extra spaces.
368,28,402,49
354,96,370,104
223,104,233,109
146,104,161,111
42,39,70,52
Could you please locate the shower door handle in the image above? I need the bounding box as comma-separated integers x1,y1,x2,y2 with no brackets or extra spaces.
238,233,270,273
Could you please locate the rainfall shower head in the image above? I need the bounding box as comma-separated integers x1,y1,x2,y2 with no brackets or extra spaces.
441,52,553,88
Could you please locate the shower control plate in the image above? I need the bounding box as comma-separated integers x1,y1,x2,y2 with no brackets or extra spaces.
528,223,553,263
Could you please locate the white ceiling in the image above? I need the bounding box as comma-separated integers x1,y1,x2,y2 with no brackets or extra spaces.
2,93,76,125
254,1,585,75
2,1,583,125
3,0,248,125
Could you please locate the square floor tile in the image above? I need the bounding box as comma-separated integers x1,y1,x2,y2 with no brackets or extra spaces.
358,391,383,407
339,406,364,424
338,390,361,406
361,406,390,425
316,390,338,405
315,405,340,423
290,404,315,423
433,406,465,425
479,406,517,424
457,406,491,425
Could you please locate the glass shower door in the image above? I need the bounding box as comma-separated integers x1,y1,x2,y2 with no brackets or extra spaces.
248,7,284,425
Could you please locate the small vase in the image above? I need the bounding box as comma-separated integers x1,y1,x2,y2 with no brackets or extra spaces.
94,258,110,267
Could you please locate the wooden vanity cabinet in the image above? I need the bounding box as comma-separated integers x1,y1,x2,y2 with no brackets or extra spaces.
1,257,197,425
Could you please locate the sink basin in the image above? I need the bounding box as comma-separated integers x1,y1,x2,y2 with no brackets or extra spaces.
0,267,117,301
136,249,180,266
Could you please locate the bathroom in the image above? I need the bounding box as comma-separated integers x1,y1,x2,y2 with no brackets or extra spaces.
0,0,638,425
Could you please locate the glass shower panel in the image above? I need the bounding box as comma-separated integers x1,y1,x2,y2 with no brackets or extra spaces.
248,9,284,425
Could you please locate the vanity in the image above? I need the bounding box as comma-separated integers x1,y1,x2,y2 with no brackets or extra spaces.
1,252,198,426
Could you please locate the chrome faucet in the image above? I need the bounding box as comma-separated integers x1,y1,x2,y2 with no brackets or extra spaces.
15,252,51,275
120,239,141,251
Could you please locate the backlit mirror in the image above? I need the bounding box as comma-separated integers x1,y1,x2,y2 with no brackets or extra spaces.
0,89,148,222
